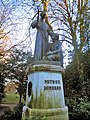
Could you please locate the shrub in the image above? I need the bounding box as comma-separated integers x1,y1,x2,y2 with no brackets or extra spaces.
65,97,90,120
0,103,24,120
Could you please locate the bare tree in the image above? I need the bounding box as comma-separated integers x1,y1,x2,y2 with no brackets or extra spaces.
1,0,89,64
53,0,90,56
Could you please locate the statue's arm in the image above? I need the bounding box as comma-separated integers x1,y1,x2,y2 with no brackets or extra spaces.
47,27,53,36
51,49,60,54
47,27,57,40
31,20,38,28
47,49,60,55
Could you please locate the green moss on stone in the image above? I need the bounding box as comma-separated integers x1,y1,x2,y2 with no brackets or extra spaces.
22,107,69,120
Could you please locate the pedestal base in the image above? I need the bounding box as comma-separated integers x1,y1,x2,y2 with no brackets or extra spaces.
22,62,69,120
22,106,69,120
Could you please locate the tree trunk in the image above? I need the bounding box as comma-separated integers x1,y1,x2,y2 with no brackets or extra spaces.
19,93,22,103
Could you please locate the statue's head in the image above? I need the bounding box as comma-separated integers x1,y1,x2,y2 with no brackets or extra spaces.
51,33,59,42
40,11,46,20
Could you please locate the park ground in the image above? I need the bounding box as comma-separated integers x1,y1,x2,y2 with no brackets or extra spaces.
0,92,24,116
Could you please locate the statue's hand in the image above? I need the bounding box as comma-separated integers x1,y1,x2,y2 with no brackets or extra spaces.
31,20,38,28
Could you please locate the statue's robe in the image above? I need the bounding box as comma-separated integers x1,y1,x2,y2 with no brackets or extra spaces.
31,19,50,60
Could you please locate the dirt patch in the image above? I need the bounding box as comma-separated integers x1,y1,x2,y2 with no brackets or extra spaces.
0,104,17,116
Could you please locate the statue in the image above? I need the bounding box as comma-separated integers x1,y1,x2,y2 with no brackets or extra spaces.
31,11,53,61
46,33,61,61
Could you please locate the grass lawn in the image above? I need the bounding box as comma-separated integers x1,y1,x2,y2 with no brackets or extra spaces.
2,92,24,104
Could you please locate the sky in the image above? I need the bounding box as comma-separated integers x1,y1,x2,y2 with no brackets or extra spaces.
0,0,71,67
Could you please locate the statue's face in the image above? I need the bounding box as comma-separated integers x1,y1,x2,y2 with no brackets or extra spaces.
40,12,46,19
51,33,59,42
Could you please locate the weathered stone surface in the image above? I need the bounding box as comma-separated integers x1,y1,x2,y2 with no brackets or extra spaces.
22,106,69,120
28,61,64,74
31,11,61,62
22,63,68,120
31,12,53,61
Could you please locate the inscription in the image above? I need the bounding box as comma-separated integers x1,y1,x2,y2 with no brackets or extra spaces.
44,80,60,84
44,86,61,90
44,80,61,90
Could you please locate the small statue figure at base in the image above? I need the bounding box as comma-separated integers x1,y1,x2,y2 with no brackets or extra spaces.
46,33,60,61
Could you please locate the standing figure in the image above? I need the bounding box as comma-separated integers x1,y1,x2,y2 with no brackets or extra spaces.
31,11,52,61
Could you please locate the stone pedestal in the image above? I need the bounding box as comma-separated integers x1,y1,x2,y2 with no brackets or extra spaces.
22,61,69,120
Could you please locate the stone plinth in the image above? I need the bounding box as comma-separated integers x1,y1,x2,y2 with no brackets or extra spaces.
22,61,69,120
